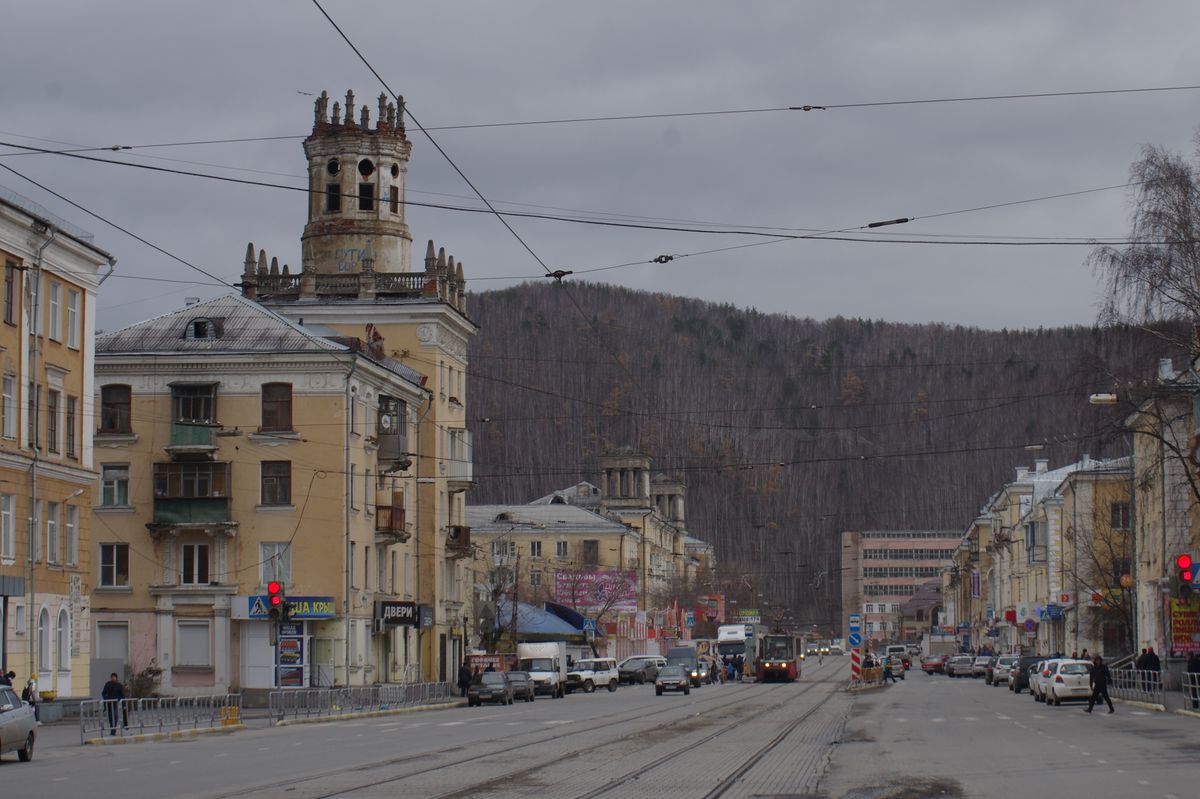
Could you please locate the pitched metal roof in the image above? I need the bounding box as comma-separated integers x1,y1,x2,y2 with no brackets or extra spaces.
466,504,631,536
98,294,348,355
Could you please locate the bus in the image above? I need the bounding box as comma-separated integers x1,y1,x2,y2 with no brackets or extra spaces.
757,633,802,682
717,623,767,679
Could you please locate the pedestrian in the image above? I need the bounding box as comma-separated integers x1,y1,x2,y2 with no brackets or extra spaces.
457,662,472,698
1071,650,1078,659
1186,652,1200,710
484,662,495,672
882,655,896,684
1135,648,1148,670
101,672,125,736
22,674,38,723
1085,655,1114,714
1080,649,1089,660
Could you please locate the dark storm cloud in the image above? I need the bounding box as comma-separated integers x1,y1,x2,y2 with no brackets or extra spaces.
3,1,1199,330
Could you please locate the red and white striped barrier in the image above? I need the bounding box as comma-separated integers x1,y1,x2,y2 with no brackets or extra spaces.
850,648,861,682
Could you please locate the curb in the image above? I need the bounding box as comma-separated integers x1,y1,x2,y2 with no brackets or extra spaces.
273,700,467,727
84,724,246,745
1173,708,1200,719
1112,697,1166,712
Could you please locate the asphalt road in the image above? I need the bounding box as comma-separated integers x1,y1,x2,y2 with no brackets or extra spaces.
0,657,849,799
823,669,1200,799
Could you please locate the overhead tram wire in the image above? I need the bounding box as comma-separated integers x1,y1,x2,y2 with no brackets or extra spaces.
0,162,235,289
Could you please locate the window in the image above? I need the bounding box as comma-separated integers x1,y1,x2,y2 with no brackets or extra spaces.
99,543,129,587
46,501,60,564
101,464,130,506
260,542,291,585
173,384,215,423
358,183,374,211
389,186,399,214
865,604,875,614
153,462,229,498
3,262,15,325
46,389,59,453
376,545,386,592
350,465,358,509
260,461,291,506
28,271,40,335
100,385,131,434
1,376,13,439
30,500,40,562
326,184,341,212
48,282,61,341
555,540,568,559
180,542,211,584
364,545,370,590
530,540,542,558
37,608,50,672
66,289,80,348
530,570,542,588
350,542,357,588
1110,501,1131,531
491,540,515,558
56,609,69,671
65,505,78,565
261,383,292,431
28,381,39,448
0,494,13,560
582,539,599,566
65,396,77,457
176,620,211,667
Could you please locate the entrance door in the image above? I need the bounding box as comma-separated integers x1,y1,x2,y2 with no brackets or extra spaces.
240,622,275,688
92,623,129,698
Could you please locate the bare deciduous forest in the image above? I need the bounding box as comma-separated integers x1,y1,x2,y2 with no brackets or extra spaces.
466,281,1176,630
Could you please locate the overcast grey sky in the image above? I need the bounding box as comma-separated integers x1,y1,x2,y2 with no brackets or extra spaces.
3,1,1200,332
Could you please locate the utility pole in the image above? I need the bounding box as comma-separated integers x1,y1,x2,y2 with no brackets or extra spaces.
510,552,520,652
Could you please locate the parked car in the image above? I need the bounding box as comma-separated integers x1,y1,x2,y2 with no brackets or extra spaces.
990,655,1019,686
945,655,975,677
467,672,514,707
507,671,536,702
970,656,992,677
1031,659,1068,702
1008,656,1044,694
566,658,620,694
920,653,947,674
655,665,691,696
0,686,35,762
617,656,664,685
1044,660,1093,706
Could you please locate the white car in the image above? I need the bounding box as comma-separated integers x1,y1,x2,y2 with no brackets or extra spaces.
0,686,35,762
1044,660,1093,706
565,658,619,694
1031,659,1067,702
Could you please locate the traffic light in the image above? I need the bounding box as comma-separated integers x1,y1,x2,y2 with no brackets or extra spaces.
268,580,286,621
1177,554,1194,600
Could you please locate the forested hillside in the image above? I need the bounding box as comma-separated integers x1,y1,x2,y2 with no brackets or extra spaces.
465,281,1175,630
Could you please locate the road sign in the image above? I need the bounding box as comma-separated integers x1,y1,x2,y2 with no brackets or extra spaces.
848,613,862,624
582,618,597,633
848,632,862,647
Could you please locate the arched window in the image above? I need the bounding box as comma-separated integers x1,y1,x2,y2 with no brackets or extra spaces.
56,608,70,671
37,607,50,673
184,318,219,340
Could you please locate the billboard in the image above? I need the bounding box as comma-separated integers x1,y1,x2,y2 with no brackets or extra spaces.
1170,597,1200,654
695,594,726,624
555,569,639,614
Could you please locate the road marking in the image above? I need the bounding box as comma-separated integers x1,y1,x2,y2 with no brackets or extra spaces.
930,717,944,723
895,718,907,722
963,716,979,721
1097,760,1107,764
1032,714,1046,719
506,722,523,726
215,753,228,758
377,724,401,730
53,778,68,783
546,720,572,725
1068,744,1078,749
440,721,466,726
997,714,1011,720
256,747,270,752
115,768,130,773
170,760,182,765
1081,751,1090,756
408,722,431,728
1138,780,1150,786
1116,769,1126,774
294,741,304,746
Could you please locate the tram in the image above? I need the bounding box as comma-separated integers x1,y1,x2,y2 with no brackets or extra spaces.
757,633,802,682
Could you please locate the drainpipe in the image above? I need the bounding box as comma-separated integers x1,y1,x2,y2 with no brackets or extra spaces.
97,256,117,285
343,358,357,687
413,391,433,680
26,224,56,683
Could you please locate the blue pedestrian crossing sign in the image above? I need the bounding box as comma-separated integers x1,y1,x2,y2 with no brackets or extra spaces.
848,632,862,647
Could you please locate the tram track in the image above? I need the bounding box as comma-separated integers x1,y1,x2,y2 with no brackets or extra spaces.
196,680,790,799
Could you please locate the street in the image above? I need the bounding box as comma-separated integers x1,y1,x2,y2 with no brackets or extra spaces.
5,658,1199,799
823,668,1200,799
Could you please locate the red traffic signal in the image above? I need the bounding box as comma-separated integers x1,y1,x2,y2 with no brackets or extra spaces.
1178,554,1193,571
267,581,287,619
1179,554,1195,596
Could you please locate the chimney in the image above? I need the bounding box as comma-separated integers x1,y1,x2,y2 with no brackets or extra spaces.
1034,459,1048,474
1159,357,1176,381
1080,454,1091,469
1015,467,1029,480
184,297,200,307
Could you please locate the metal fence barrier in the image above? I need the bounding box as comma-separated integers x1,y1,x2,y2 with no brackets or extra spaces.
80,694,242,743
1110,668,1166,706
267,682,453,725
1184,672,1200,711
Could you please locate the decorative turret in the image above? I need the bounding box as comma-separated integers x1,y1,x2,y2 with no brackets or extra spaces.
302,89,414,276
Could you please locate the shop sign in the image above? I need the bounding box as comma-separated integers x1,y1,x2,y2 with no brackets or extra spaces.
377,601,418,626
235,595,337,620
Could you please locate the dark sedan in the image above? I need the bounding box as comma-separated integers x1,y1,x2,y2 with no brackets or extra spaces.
1008,656,1044,694
618,656,661,685
467,672,514,707
507,671,536,702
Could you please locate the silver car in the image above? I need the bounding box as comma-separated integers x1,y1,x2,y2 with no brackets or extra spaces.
0,686,35,762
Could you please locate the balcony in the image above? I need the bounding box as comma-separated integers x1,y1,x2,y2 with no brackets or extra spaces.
148,462,234,535
165,421,217,458
446,525,471,559
375,505,411,544
447,429,474,493
151,497,232,526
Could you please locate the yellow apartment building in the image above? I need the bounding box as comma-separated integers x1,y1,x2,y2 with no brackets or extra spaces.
93,294,428,693
0,186,113,700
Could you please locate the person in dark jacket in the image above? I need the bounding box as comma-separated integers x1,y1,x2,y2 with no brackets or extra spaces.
1085,655,1114,714
457,663,472,698
0,670,10,687
101,672,125,735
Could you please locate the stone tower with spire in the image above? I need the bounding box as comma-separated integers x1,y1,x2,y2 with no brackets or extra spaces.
243,91,478,685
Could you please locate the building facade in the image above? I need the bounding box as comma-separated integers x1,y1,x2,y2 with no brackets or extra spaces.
0,187,112,699
840,529,960,644
92,295,428,693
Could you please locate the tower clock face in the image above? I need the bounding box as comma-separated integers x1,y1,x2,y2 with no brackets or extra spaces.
380,414,393,431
